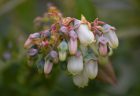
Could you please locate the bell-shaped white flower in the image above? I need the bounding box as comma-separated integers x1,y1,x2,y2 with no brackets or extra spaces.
102,24,119,48
58,40,68,61
75,16,95,46
44,60,53,75
73,71,89,88
58,51,67,61
84,60,98,79
67,52,83,75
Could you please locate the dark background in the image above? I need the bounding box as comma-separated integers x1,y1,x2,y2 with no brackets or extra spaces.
0,0,140,96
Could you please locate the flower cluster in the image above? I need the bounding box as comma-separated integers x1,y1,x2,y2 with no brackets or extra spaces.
24,6,119,88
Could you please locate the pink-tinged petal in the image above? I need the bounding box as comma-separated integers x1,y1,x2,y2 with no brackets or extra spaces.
41,41,49,47
50,50,58,64
68,38,77,55
50,50,58,58
24,38,33,49
69,30,78,40
98,36,108,56
60,26,69,35
27,48,38,56
99,43,108,56
44,60,53,75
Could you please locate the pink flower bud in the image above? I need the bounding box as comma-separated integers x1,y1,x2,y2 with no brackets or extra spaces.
50,50,58,58
99,43,108,56
41,40,49,47
69,30,78,40
98,36,108,56
27,48,38,56
44,60,53,75
68,38,77,55
24,38,33,49
50,50,58,64
58,40,68,61
73,19,81,29
60,26,69,34
24,33,41,49
42,30,51,39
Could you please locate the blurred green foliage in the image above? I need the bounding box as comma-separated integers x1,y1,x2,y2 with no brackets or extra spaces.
0,0,140,96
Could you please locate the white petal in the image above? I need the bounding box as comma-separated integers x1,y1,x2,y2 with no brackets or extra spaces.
109,32,119,48
67,55,83,75
85,60,98,79
73,71,89,88
103,24,119,48
76,24,95,46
